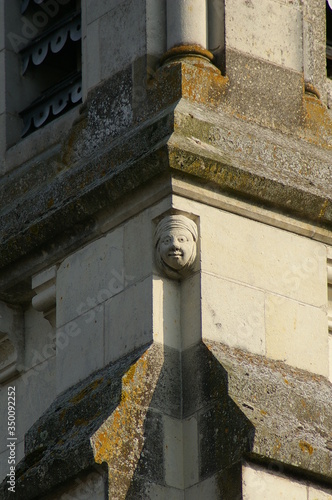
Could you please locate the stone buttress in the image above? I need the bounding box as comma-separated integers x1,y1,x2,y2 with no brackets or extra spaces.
0,1,332,499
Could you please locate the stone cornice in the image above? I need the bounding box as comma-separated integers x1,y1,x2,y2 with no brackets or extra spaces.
1,69,332,300
205,340,332,486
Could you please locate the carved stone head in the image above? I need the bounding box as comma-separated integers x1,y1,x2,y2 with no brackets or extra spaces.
154,215,198,279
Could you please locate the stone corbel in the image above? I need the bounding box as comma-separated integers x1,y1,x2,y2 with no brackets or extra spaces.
0,302,24,383
154,214,198,280
32,266,57,329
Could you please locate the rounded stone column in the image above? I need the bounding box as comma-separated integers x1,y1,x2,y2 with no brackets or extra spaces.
166,0,208,50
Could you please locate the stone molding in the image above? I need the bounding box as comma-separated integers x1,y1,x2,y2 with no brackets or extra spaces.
1,66,332,303
2,340,332,498
0,302,24,383
32,266,57,329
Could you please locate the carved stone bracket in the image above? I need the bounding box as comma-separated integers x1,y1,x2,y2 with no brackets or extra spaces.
32,266,57,329
0,302,24,383
154,214,198,280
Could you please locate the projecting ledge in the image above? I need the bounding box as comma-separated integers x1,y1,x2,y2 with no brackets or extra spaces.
204,340,332,484
1,96,332,302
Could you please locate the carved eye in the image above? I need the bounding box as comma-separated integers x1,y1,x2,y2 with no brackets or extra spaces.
177,235,188,243
162,237,171,245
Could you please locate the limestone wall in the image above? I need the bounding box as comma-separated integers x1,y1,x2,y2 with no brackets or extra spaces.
226,0,303,72
0,0,332,497
243,463,332,500
1,0,330,171
55,197,170,394
171,195,329,376
1,190,331,496
0,306,54,482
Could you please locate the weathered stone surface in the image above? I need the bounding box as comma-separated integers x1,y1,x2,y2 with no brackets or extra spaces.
242,463,307,500
225,0,303,72
225,49,304,130
0,345,153,499
149,345,181,419
1,3,331,499
42,469,107,500
182,343,254,483
1,59,332,306
242,463,332,499
170,100,332,219
206,340,332,483
62,69,134,167
198,402,253,477
1,328,332,498
217,463,243,500
182,342,228,417
0,103,173,271
2,340,187,499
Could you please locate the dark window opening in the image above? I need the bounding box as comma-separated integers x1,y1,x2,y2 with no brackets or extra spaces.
19,0,81,137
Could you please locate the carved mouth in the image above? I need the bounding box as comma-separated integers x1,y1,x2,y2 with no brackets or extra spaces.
168,251,183,258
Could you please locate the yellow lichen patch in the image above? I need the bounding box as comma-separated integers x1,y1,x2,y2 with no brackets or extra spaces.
318,200,329,219
91,430,109,461
181,64,228,108
303,96,332,149
120,351,155,406
70,378,104,404
299,440,314,455
90,348,162,494
122,361,139,387
92,402,146,469
273,439,282,454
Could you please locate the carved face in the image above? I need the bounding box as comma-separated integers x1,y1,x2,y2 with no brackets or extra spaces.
159,227,195,270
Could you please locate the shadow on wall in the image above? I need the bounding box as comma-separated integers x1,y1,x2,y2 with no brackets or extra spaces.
0,346,149,499
0,342,255,499
122,342,255,499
